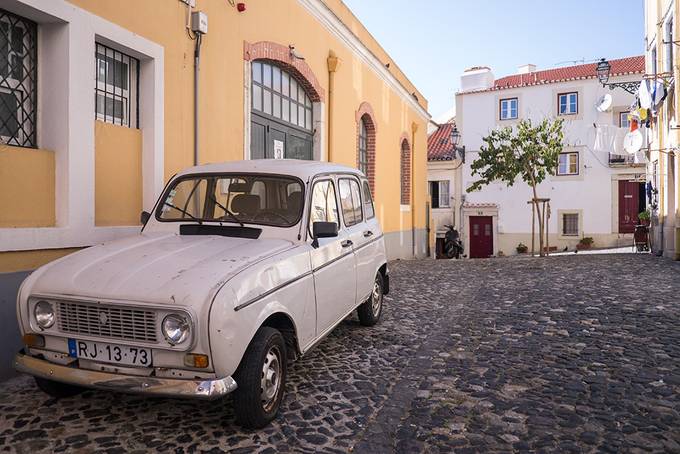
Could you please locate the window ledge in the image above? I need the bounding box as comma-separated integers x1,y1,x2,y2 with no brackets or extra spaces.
400,204,411,212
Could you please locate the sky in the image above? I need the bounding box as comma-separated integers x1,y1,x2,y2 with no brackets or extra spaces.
342,0,645,121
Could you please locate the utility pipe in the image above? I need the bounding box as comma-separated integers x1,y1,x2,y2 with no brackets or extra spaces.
326,50,339,162
193,33,203,166
411,122,418,258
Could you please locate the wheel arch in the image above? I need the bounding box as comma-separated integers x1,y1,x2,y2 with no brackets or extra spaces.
259,311,301,361
378,262,389,295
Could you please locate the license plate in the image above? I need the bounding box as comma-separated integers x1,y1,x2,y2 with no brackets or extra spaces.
68,339,152,367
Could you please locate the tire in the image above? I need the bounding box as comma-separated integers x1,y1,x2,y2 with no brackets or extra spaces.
34,377,84,398
358,273,384,327
233,327,287,429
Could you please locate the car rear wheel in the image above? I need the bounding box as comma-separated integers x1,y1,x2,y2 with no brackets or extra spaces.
233,326,287,429
358,272,384,326
34,377,84,398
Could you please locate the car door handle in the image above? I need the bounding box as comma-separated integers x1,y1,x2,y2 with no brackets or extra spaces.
363,230,373,238
341,239,353,248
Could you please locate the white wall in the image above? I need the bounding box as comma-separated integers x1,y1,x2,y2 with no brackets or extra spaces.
456,72,645,252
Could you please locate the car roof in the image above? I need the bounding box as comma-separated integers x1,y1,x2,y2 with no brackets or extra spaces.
176,159,365,181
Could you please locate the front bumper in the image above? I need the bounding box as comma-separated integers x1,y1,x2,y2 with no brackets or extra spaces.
14,351,237,400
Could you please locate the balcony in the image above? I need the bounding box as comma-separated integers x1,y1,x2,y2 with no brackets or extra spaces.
608,153,646,167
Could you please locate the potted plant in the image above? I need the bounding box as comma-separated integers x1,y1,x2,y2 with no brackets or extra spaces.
516,242,528,254
577,237,594,250
638,210,651,226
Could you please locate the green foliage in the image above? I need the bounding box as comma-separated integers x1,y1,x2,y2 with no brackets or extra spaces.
516,242,528,253
466,118,565,193
638,210,651,222
579,237,594,246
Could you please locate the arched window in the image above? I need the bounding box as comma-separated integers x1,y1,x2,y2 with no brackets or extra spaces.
250,60,313,160
400,139,411,205
356,107,376,194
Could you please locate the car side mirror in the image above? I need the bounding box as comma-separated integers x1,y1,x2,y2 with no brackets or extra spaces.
311,221,338,248
313,221,338,239
140,210,151,225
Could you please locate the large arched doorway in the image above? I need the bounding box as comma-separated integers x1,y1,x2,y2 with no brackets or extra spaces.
250,60,314,160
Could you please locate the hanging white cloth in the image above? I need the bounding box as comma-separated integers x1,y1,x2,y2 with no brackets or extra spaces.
639,80,652,109
613,127,628,155
593,124,617,152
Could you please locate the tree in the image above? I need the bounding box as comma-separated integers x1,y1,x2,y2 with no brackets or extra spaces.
466,118,564,257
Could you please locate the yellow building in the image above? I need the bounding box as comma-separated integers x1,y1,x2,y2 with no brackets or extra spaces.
0,0,430,378
644,0,679,259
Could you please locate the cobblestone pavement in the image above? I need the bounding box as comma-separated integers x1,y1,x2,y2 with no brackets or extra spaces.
1,254,680,453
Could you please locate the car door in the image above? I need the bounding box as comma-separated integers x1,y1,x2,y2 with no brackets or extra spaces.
355,179,382,302
308,178,357,336
338,176,371,306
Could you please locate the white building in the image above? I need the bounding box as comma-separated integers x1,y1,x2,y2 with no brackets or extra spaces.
440,57,646,258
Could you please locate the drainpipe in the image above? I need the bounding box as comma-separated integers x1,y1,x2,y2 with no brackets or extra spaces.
326,51,339,162
193,33,203,166
411,122,418,258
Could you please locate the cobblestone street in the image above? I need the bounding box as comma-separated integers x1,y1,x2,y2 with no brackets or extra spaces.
1,253,679,453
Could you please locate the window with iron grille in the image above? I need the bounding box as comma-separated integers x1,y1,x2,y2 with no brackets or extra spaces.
0,9,37,148
358,118,368,175
562,213,579,236
95,42,139,128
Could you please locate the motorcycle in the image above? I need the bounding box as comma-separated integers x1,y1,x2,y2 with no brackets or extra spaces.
444,225,463,259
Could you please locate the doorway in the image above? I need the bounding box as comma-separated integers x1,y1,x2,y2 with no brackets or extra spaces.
618,180,645,233
469,216,493,258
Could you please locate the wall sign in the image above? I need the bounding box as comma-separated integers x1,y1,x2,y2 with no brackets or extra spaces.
274,140,284,159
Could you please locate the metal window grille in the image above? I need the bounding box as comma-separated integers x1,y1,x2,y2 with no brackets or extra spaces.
0,9,37,148
563,213,579,236
251,61,312,131
95,42,139,128
358,118,368,174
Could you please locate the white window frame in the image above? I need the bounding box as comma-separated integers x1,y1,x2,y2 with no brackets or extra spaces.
499,97,518,120
558,92,578,116
665,17,674,74
557,152,579,176
619,111,630,128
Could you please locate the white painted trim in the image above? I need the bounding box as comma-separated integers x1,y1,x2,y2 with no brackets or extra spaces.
297,0,430,121
0,0,164,252
400,204,411,212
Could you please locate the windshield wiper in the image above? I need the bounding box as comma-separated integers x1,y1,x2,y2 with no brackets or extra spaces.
164,202,203,224
209,195,245,227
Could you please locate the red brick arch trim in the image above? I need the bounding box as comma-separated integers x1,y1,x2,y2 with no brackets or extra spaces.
399,134,411,205
356,102,377,195
244,41,325,102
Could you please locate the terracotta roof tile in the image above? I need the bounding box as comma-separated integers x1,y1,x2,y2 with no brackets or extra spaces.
466,56,644,94
427,121,456,161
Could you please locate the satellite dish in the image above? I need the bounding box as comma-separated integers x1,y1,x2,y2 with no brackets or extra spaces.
624,129,643,154
595,93,612,112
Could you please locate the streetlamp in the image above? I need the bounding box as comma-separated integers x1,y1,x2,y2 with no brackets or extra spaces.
450,125,465,163
595,58,640,95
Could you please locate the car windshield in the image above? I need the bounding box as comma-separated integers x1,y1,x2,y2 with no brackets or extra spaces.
157,174,304,227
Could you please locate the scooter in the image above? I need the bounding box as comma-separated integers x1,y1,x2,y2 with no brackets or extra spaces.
444,225,463,259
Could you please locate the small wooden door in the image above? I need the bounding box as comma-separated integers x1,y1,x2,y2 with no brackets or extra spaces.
469,216,493,258
619,181,640,233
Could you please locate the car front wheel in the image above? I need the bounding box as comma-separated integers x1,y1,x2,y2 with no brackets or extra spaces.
233,326,287,429
358,272,384,326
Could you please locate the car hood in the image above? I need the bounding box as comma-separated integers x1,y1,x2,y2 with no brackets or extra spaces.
28,232,294,308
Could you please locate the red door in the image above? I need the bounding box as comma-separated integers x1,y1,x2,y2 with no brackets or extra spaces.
469,216,493,258
619,181,640,233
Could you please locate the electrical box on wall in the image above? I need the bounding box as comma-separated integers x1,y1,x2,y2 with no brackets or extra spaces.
179,0,196,7
191,11,208,34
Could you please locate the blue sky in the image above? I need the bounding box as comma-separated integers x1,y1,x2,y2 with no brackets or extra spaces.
343,0,645,120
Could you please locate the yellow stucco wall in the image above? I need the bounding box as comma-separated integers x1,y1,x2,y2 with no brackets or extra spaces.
0,144,55,228
94,121,143,226
67,0,429,234
0,248,81,273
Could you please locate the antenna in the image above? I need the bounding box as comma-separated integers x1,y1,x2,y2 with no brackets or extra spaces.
552,57,600,67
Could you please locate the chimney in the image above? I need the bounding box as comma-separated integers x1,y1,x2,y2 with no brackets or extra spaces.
517,64,536,74
459,66,494,92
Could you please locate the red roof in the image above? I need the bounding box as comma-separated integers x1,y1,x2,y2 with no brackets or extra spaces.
427,121,456,161
475,56,645,93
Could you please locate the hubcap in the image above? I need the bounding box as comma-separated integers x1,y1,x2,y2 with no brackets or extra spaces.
260,346,282,412
371,279,382,316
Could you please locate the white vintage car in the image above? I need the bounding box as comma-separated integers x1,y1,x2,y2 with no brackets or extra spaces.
15,159,389,428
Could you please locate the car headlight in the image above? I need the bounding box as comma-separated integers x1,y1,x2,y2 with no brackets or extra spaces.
34,300,55,329
162,314,190,345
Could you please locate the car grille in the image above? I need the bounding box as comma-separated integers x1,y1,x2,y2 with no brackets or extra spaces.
56,301,158,343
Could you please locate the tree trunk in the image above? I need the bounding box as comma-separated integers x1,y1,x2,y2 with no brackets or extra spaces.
531,184,544,257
